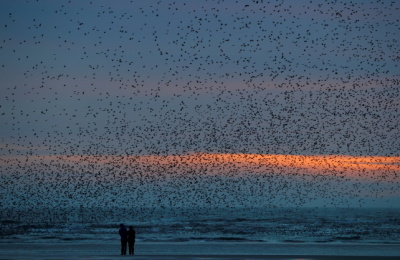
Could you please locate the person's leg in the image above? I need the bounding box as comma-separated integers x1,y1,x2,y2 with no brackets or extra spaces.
121,240,127,255
128,242,132,255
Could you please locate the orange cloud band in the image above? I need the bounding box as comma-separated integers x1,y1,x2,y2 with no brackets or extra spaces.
1,153,399,181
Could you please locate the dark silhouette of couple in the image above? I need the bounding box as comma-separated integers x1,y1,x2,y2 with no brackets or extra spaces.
119,224,136,255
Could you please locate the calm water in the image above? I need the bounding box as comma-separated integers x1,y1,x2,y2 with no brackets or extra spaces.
1,207,399,244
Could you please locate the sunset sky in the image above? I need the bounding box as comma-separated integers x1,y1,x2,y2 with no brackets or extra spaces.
0,0,399,208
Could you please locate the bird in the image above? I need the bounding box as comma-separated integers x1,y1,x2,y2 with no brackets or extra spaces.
0,0,399,248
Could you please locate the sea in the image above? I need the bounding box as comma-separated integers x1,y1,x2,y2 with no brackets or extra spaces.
1,206,399,245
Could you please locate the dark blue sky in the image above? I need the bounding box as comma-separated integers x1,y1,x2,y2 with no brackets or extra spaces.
0,0,399,208
1,0,399,157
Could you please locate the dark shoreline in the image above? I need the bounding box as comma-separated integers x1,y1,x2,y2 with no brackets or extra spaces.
1,242,399,259
0,255,399,260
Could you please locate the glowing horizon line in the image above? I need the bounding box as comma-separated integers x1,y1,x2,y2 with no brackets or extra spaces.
1,153,399,181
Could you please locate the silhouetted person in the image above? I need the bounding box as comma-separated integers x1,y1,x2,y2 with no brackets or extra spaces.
119,223,128,255
128,225,136,255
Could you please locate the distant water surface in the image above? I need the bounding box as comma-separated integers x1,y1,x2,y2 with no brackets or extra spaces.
1,207,399,245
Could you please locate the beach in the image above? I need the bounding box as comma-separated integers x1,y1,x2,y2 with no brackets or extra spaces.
0,242,399,260
1,207,400,259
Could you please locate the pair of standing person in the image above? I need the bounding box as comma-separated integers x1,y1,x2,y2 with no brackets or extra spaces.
119,224,136,255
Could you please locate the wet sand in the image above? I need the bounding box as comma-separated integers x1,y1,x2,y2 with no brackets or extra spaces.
0,255,398,260
0,242,399,260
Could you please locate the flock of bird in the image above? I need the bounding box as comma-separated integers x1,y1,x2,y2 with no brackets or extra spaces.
0,0,399,213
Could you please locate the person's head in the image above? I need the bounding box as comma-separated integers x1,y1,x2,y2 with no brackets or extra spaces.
120,223,124,228
129,225,133,230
